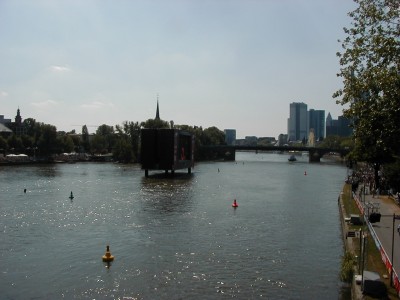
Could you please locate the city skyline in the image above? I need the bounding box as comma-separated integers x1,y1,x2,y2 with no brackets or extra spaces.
0,0,356,139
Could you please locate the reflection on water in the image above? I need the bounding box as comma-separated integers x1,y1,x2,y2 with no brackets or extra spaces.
140,173,195,214
0,153,348,299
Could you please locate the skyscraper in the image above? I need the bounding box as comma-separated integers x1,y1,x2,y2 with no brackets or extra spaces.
224,129,236,145
326,112,353,137
287,102,307,141
308,109,325,141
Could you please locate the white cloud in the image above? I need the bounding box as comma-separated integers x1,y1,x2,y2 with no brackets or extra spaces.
49,65,71,73
80,101,114,110
31,99,59,108
0,91,8,97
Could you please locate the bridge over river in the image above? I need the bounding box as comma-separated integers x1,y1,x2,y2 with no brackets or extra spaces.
200,145,349,162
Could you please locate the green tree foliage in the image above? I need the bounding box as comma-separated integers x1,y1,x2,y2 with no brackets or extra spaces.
60,135,75,153
81,125,91,153
141,118,170,129
0,135,8,151
7,135,23,152
95,124,116,153
96,124,114,136
201,127,225,145
318,135,354,151
115,121,141,161
3,109,229,162
91,135,108,154
69,135,81,152
383,158,400,193
174,124,226,160
334,0,400,187
23,118,37,137
340,251,356,283
37,124,58,156
113,137,134,163
21,135,34,150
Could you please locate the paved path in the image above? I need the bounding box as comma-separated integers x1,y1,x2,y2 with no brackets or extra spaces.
340,189,400,299
363,192,400,275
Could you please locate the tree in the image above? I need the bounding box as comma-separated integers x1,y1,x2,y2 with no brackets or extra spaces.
318,135,354,151
113,137,134,163
121,121,141,160
91,135,107,154
334,0,400,188
37,124,58,156
202,126,225,146
140,118,169,129
383,158,400,193
7,135,23,153
23,118,37,137
0,135,8,152
81,125,90,153
95,124,116,153
96,124,114,136
61,135,75,153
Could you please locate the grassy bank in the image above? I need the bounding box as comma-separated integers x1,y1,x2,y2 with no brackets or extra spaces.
340,183,398,299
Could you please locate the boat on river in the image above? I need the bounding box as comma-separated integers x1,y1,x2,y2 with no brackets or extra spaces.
288,155,297,162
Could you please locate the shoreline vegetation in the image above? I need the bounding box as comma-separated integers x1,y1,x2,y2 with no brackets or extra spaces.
339,183,398,299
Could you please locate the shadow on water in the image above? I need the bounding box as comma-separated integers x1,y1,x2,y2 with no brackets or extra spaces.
142,171,194,180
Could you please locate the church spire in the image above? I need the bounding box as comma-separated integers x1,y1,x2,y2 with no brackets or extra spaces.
155,94,160,120
15,107,22,125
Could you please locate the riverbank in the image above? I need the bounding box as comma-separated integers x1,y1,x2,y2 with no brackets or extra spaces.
339,183,399,299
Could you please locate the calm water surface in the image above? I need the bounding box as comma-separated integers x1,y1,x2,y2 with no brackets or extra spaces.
1,152,347,299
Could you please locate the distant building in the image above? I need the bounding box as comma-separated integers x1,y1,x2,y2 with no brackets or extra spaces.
308,109,325,141
277,134,288,146
235,139,246,146
288,102,308,141
0,115,12,124
338,115,353,137
326,112,333,127
0,123,13,137
3,108,27,136
224,129,236,145
245,136,257,146
258,137,276,145
326,112,353,137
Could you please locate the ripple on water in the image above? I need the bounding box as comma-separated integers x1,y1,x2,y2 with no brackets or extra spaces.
0,157,347,299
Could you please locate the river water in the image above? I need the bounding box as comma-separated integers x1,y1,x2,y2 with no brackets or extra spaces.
1,152,348,299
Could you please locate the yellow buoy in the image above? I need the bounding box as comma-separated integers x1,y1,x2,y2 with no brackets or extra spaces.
102,245,114,262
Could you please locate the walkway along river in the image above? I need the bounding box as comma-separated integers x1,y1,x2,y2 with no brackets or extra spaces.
0,152,348,299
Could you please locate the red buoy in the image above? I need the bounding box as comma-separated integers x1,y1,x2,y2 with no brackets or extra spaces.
232,199,238,208
304,171,307,176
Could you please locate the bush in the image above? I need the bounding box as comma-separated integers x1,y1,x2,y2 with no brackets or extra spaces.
340,251,356,283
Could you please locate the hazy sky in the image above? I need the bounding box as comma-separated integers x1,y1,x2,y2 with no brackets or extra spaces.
0,0,356,138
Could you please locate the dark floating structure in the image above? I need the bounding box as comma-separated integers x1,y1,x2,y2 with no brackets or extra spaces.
141,128,195,178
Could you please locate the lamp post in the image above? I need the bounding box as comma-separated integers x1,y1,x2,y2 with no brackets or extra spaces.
361,232,367,291
359,228,363,274
391,214,400,286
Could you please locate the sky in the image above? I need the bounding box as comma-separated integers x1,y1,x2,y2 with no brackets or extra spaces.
0,0,356,139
